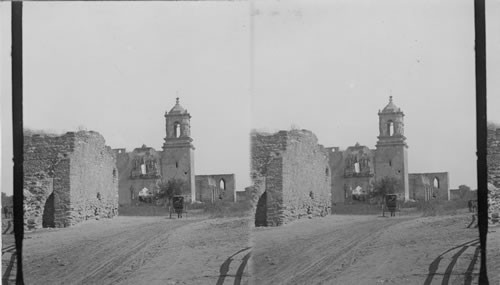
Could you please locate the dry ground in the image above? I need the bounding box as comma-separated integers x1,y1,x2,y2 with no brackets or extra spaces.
251,211,499,285
2,215,251,285
2,210,499,285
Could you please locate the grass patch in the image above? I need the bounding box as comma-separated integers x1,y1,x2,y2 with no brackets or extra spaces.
416,199,469,216
331,201,382,215
118,200,253,218
331,199,469,217
118,204,170,216
201,200,253,218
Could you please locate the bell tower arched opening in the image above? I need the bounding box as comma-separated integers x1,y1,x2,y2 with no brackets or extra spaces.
174,122,181,138
388,121,394,136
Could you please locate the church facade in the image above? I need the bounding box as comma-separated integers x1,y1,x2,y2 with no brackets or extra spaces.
327,97,449,203
114,98,236,206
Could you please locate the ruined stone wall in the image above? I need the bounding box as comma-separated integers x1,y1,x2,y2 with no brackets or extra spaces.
281,130,331,224
488,128,500,219
24,133,75,230
68,132,118,225
23,174,53,230
328,145,375,204
195,174,236,203
114,147,162,206
408,172,449,201
23,131,118,230
236,187,252,202
327,148,346,203
251,131,287,226
251,130,331,226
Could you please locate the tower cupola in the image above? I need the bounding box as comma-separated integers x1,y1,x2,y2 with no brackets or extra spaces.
164,97,193,145
376,96,407,147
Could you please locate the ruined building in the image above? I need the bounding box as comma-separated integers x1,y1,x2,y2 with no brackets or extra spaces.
114,98,236,205
251,97,450,226
252,130,332,226
327,96,449,203
24,131,118,230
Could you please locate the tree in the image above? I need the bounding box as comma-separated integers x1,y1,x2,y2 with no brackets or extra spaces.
457,184,471,199
157,178,188,206
371,176,401,200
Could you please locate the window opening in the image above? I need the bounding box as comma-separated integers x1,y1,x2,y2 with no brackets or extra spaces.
174,122,181,138
388,121,394,136
219,179,226,190
354,162,360,173
433,177,440,188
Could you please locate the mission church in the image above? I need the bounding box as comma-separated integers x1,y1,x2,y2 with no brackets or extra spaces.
327,96,449,203
113,98,236,206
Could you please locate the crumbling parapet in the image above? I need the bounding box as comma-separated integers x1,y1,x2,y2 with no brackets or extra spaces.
251,129,331,226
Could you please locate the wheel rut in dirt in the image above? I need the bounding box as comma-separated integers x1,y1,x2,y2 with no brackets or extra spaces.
252,216,410,285
23,218,199,285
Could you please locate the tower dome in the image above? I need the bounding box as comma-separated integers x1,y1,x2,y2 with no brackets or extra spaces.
168,97,187,114
376,96,406,143
380,96,401,113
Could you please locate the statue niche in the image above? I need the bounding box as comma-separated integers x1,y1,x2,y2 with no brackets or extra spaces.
130,156,160,179
344,152,373,177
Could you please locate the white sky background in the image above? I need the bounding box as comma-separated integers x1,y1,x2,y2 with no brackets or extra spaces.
251,0,500,190
1,0,500,195
1,2,252,195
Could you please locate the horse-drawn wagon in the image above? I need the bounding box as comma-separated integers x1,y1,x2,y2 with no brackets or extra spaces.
170,195,187,218
383,194,398,217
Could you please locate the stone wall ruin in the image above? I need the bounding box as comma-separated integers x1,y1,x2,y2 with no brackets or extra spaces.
251,130,331,226
24,131,118,230
195,174,236,203
408,172,449,201
488,128,500,220
114,145,162,206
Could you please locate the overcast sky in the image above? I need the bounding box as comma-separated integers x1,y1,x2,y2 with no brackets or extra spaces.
2,0,500,195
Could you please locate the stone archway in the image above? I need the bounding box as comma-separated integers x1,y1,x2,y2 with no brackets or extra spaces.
42,192,55,228
255,191,268,227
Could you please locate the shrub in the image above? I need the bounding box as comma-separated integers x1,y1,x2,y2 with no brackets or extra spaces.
201,200,253,218
331,201,382,215
118,204,169,216
416,199,468,216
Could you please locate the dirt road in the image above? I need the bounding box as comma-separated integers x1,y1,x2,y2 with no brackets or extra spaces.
3,212,499,284
3,216,252,285
251,213,486,285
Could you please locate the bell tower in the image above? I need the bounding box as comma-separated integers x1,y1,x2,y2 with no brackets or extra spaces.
374,96,409,200
162,98,196,202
